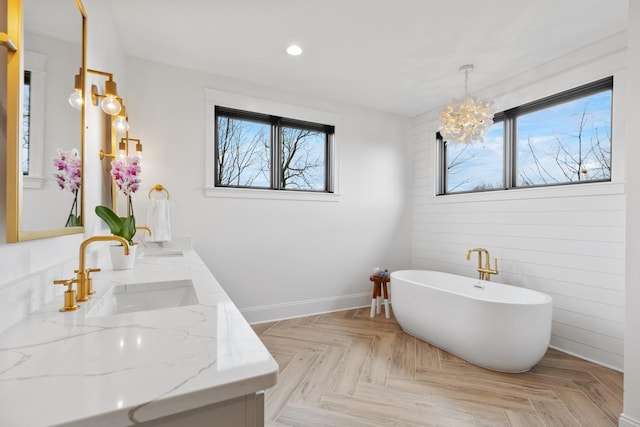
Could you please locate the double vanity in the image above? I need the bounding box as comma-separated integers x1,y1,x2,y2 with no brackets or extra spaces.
0,246,278,426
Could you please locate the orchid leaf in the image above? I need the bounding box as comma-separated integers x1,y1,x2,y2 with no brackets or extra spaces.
95,205,124,236
65,214,82,227
95,205,137,245
121,215,137,243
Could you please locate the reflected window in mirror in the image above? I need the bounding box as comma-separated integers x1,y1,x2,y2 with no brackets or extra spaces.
22,70,31,176
21,51,47,190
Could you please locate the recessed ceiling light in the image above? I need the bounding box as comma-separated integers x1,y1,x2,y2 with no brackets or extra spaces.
286,44,303,56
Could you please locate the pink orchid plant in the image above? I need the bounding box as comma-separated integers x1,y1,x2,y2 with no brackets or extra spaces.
111,155,142,198
52,148,82,227
95,155,142,244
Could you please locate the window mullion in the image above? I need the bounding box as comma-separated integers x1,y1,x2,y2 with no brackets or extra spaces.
504,114,515,189
272,120,281,190
437,133,446,195
325,133,332,192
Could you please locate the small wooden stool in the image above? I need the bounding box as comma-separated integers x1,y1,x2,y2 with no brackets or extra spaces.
370,275,391,318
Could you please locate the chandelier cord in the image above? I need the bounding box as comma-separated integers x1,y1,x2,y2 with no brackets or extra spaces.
464,69,469,98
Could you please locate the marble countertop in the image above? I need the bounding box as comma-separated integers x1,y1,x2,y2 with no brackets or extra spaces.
0,248,278,426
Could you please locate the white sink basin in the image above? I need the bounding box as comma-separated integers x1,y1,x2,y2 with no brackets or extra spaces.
140,249,184,258
87,279,198,317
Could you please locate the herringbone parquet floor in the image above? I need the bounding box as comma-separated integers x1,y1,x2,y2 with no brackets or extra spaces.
252,308,623,427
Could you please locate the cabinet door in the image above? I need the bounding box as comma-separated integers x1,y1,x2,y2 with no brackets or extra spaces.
141,392,264,427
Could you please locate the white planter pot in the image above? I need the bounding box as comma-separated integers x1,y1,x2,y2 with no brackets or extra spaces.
110,243,137,270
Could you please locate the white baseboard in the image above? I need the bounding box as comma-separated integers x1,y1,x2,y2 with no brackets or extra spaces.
620,414,640,427
240,292,371,324
548,345,623,372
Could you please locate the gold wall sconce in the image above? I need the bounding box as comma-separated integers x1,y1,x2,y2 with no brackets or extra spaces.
87,68,123,116
87,68,130,132
100,136,143,161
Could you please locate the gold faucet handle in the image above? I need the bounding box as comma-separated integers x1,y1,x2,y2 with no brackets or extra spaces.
73,267,100,276
85,268,101,295
53,278,73,290
53,279,80,312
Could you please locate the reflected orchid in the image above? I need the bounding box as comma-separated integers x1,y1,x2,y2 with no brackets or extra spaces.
52,148,81,227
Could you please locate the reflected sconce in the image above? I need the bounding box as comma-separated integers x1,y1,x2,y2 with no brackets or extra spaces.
68,68,84,110
438,64,494,144
87,68,122,116
100,136,143,161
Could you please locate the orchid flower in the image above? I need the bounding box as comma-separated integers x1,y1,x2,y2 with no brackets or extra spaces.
52,148,82,227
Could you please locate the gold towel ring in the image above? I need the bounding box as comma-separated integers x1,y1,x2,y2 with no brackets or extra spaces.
148,184,170,200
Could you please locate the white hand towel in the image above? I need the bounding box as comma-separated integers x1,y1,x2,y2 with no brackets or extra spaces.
146,199,171,242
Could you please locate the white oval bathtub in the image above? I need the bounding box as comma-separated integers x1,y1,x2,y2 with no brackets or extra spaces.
391,270,553,373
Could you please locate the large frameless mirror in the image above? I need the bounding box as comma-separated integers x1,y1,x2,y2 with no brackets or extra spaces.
5,0,87,242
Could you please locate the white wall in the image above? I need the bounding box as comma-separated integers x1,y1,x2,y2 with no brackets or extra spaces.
123,57,412,322
412,35,627,370
622,0,640,425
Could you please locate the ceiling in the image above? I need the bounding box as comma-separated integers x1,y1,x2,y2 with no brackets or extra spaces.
108,0,628,117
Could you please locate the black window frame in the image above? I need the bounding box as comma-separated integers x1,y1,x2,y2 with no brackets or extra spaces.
214,106,335,193
22,70,32,176
438,76,613,195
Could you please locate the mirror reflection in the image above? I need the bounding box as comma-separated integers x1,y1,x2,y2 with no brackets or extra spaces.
21,0,84,231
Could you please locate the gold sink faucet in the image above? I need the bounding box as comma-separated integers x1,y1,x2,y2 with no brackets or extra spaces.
466,247,499,281
76,236,130,300
54,235,130,312
135,226,152,245
136,226,152,237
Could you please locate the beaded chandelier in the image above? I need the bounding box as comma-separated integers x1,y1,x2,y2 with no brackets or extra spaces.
438,64,494,144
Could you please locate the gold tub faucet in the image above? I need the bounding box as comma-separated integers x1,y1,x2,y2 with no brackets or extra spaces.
466,247,499,281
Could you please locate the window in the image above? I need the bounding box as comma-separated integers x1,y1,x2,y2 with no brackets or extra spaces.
215,106,334,192
22,70,32,176
442,121,504,193
439,77,613,195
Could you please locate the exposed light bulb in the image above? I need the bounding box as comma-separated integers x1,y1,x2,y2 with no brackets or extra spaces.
112,116,129,133
117,139,127,160
286,44,303,56
68,90,83,110
101,95,121,115
135,141,143,161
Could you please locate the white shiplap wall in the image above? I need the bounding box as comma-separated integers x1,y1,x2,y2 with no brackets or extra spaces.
411,37,627,370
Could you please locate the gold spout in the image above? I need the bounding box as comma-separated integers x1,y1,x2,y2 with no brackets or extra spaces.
135,226,152,236
76,236,130,300
79,235,130,273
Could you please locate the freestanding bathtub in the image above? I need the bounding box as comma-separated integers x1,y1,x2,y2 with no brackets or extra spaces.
391,270,553,373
